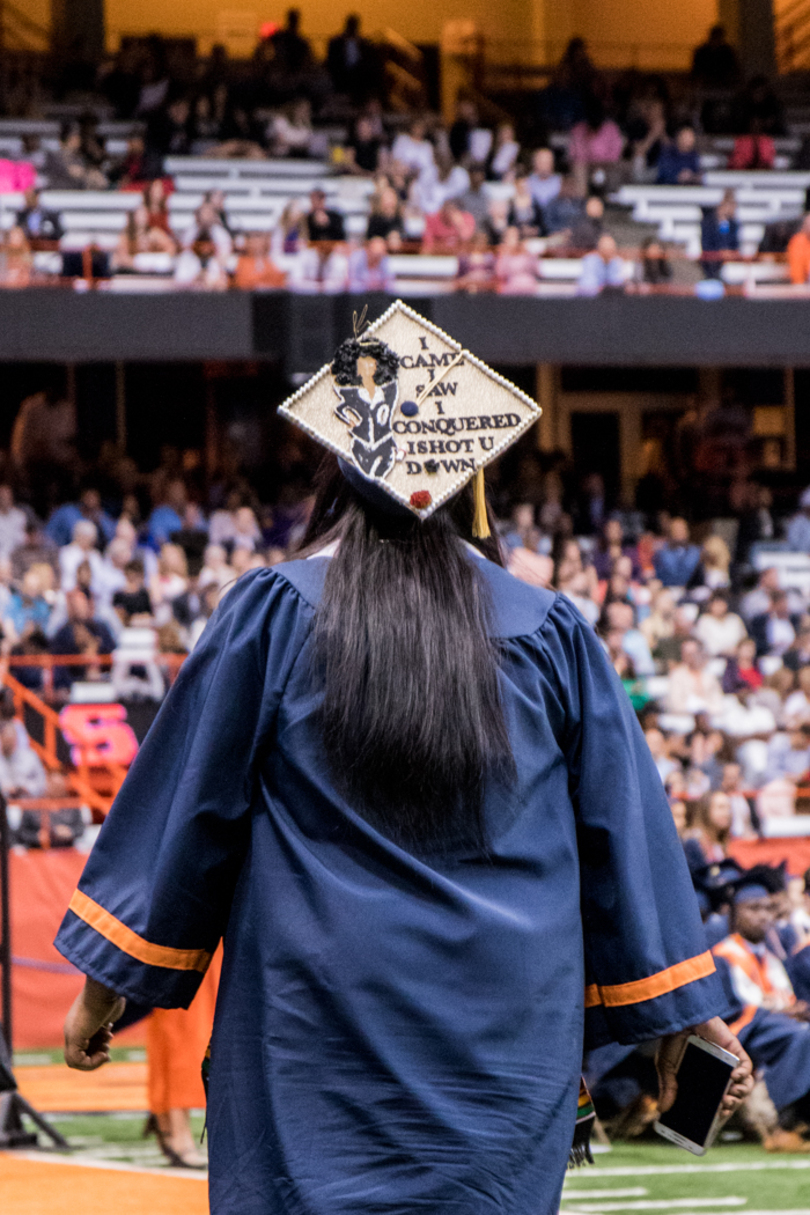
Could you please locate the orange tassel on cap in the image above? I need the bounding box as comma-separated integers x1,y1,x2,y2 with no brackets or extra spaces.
472,467,490,539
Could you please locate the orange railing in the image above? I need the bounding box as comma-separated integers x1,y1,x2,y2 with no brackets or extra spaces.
2,653,186,815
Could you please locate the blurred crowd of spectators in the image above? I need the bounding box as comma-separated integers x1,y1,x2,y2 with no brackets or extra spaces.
2,24,810,294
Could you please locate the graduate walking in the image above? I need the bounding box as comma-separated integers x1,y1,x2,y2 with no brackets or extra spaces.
59,303,752,1214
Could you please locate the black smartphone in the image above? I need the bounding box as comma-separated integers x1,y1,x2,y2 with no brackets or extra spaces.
654,1034,738,1155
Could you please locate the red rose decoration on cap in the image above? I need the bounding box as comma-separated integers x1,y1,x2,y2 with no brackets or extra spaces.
409,491,432,510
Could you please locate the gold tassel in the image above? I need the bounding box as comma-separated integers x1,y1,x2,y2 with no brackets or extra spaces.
471,467,490,539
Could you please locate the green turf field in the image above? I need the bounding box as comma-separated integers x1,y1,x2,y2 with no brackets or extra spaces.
561,1142,810,1214
11,1050,810,1211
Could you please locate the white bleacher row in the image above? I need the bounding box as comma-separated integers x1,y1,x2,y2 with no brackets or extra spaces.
613,170,810,257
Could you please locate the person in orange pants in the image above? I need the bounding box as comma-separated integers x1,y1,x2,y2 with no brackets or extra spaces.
146,948,221,1167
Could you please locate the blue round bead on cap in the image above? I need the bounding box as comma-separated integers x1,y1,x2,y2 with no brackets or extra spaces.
400,400,419,417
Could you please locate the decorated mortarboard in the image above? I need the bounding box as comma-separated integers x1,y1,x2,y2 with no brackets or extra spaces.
278,300,542,537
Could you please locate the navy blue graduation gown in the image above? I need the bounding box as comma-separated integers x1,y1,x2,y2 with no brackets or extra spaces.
56,556,723,1215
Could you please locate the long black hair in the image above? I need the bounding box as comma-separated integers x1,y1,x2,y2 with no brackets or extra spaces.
330,337,399,386
296,455,513,852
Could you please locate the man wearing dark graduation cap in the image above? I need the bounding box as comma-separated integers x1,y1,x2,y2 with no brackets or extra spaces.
713,868,810,1147
58,302,752,1213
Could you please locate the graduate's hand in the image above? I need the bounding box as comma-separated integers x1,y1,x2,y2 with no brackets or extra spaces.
656,1016,753,1118
64,977,126,1071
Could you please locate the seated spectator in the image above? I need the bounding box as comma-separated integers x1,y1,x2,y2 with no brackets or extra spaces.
3,567,51,643
59,519,105,595
783,666,810,726
488,123,520,181
722,763,758,838
146,478,188,549
787,486,810,549
645,726,678,784
656,124,701,185
570,195,607,251
0,484,27,560
763,724,810,784
482,198,510,247
688,534,732,595
542,175,585,237
568,93,623,193
44,122,108,190
600,599,655,676
507,170,546,238
149,543,189,619
456,164,490,229
784,624,810,672
506,548,553,588
113,203,176,272
412,155,469,217
112,558,153,625
50,589,116,692
270,98,313,158
143,178,172,235
289,241,350,292
683,790,733,875
366,186,405,245
701,190,739,279
751,591,799,658
787,214,810,285
111,132,147,185
577,233,626,295
233,233,287,290
733,75,785,138
723,636,763,694
421,199,476,253
713,875,810,1151
11,522,58,583
527,147,561,209
305,188,346,243
456,232,497,293
273,200,306,256
694,591,747,657
180,200,232,261
0,227,32,288
448,98,487,163
495,227,538,295
667,636,726,715
348,237,394,293
640,587,677,654
15,188,63,243
728,127,776,171
175,232,229,289
625,95,668,183
636,236,672,286
653,516,701,586
143,97,193,177
198,543,233,591
391,118,435,180
0,720,46,802
344,114,385,176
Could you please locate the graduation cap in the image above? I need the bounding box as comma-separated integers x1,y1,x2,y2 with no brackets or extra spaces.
693,858,743,912
730,863,786,904
278,300,542,536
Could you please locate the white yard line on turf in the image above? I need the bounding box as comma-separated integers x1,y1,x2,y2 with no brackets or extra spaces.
564,1191,648,1200
580,1162,810,1177
0,1150,208,1179
561,1200,746,1213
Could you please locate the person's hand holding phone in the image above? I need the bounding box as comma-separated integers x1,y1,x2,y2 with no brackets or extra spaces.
656,1015,753,1118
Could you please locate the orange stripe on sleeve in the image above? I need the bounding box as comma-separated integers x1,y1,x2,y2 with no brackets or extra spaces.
729,1004,758,1037
585,951,716,1010
69,889,212,974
